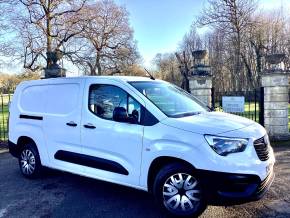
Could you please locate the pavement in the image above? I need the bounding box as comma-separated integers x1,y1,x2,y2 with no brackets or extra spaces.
0,146,290,218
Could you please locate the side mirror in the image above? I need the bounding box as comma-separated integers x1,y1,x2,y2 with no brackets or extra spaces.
113,107,129,123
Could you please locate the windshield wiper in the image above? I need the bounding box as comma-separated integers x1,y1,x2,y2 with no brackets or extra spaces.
170,111,202,118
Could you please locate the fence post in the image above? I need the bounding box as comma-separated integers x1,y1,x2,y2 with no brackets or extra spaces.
254,89,257,122
211,87,215,111
1,94,3,141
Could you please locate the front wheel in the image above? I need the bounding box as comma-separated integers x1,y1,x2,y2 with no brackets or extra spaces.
153,163,207,217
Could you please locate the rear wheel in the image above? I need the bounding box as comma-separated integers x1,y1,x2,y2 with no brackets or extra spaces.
18,143,42,178
153,163,207,217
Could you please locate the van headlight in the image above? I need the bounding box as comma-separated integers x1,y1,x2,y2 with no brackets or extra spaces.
204,135,248,156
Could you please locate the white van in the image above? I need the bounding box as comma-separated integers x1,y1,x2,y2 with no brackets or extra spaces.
9,76,275,217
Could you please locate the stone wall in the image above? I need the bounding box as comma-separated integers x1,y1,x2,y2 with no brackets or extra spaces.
261,72,289,139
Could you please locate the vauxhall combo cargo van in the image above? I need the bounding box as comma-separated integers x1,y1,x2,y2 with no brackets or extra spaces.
9,76,275,217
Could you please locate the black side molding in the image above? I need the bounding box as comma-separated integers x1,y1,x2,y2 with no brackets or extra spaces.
20,114,43,120
54,150,129,176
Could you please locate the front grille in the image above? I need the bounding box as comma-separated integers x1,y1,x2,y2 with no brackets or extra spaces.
253,136,270,161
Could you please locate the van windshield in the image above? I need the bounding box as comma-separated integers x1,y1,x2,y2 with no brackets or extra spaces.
129,81,208,118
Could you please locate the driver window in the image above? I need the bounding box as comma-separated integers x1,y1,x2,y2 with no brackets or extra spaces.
89,84,141,123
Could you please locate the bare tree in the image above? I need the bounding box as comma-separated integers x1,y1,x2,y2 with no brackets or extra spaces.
197,0,257,90
175,51,190,92
0,70,40,93
0,0,87,71
68,0,139,75
153,53,179,84
178,26,203,70
152,1,290,93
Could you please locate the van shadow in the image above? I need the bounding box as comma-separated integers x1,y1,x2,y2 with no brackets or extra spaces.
40,168,167,218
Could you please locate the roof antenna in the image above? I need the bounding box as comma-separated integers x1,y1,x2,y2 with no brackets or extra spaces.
144,68,155,80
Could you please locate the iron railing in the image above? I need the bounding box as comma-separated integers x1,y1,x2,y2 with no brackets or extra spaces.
0,94,12,145
289,89,290,131
211,88,264,126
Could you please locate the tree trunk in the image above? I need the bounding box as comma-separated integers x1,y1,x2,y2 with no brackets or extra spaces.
175,52,190,93
96,53,102,75
46,0,52,68
88,62,96,76
241,53,253,90
233,33,242,91
255,45,263,88
170,65,175,84
250,40,263,88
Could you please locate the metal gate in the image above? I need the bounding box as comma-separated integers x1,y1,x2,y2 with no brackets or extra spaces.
211,87,264,126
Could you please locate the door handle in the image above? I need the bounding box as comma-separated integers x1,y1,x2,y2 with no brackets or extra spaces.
66,121,77,127
83,123,96,129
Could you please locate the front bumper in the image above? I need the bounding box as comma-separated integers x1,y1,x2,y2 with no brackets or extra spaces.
197,169,275,206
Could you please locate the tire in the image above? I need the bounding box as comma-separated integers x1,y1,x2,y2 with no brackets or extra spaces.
18,143,42,179
153,163,207,218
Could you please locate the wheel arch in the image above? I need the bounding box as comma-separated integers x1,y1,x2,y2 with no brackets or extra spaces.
17,135,37,147
147,156,195,193
15,136,44,165
10,123,48,166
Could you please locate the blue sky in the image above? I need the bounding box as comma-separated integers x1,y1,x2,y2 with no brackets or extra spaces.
115,0,205,67
116,0,290,68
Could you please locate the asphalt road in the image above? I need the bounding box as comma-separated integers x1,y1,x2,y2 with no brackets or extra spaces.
0,146,290,218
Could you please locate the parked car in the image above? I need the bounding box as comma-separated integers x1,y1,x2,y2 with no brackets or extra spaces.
8,76,275,217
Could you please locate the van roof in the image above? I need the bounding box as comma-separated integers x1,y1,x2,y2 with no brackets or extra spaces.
84,75,156,82
23,76,157,84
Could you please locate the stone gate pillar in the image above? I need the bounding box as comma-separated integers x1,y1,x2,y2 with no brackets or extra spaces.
189,50,212,107
189,75,212,107
261,71,289,139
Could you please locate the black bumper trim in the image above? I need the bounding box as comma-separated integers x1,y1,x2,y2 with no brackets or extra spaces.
196,169,275,206
8,140,19,157
255,170,275,198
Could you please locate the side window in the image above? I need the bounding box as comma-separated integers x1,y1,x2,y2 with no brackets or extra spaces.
128,96,141,123
89,84,141,123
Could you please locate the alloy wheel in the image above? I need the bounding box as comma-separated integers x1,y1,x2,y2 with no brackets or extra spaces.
20,149,36,175
162,173,201,213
